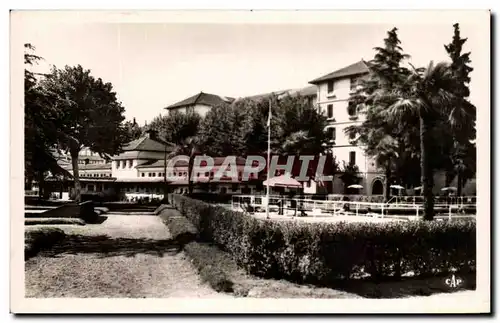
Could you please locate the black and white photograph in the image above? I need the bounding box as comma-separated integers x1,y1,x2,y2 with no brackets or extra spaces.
10,10,490,314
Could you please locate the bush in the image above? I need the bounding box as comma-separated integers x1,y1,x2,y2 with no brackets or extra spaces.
158,208,199,245
171,194,476,285
25,228,66,260
184,242,234,293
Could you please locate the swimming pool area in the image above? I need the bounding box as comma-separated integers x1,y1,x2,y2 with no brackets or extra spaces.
229,194,477,222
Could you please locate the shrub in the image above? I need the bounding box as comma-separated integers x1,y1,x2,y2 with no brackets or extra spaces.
184,242,234,293
25,228,66,260
171,194,476,285
159,210,198,245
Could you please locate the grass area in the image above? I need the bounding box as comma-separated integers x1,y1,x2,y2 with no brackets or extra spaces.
25,215,230,298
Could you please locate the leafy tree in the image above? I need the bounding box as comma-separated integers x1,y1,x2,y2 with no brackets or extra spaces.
275,94,330,156
197,102,253,156
148,111,201,145
39,65,129,202
24,44,69,195
339,161,362,194
124,117,143,141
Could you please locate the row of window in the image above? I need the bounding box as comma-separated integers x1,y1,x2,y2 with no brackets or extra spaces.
140,171,259,179
78,159,105,165
141,172,167,177
120,185,258,194
81,173,112,178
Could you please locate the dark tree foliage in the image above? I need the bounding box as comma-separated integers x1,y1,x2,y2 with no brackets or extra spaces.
40,65,129,201
24,44,70,194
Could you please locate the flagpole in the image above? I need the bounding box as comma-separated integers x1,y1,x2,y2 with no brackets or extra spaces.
266,98,271,220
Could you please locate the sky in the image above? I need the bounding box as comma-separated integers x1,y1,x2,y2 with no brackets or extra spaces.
21,19,486,124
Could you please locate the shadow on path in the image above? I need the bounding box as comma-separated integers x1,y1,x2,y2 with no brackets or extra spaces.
38,234,181,258
318,273,477,298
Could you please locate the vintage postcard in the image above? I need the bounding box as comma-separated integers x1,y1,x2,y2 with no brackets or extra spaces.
10,10,490,314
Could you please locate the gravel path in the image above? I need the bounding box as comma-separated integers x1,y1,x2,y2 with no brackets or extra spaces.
25,213,232,298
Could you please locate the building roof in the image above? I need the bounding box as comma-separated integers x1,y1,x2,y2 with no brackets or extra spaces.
240,85,317,103
309,60,370,84
285,85,317,97
62,163,112,171
113,151,165,161
165,92,235,110
121,135,173,153
136,156,248,169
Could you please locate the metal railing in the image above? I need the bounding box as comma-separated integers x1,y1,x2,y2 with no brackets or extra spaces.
231,194,476,221
387,195,476,207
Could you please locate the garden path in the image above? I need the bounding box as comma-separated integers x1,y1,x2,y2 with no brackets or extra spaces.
25,212,232,298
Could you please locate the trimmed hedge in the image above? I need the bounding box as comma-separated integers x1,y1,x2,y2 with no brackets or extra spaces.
171,194,476,284
184,242,234,293
159,210,198,245
25,228,66,260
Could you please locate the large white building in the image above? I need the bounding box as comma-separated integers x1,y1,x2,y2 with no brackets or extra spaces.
308,60,385,196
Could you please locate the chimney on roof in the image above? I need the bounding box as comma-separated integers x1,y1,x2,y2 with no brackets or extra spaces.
145,129,158,140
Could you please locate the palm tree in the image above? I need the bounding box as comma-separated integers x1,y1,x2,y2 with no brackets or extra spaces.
378,61,470,220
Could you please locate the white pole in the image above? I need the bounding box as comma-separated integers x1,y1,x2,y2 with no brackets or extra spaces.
266,98,271,219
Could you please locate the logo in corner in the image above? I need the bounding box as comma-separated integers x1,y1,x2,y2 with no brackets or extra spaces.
445,274,464,289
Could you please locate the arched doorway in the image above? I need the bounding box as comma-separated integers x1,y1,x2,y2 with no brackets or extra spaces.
372,179,384,195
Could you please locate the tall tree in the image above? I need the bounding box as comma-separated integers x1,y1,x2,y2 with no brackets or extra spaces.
40,65,129,202
275,94,330,156
148,111,201,145
197,102,253,156
444,23,477,196
382,61,466,220
124,117,143,141
346,27,412,201
24,44,70,194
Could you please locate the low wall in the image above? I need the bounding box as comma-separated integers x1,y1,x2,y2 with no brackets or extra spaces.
25,201,97,223
25,196,73,207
